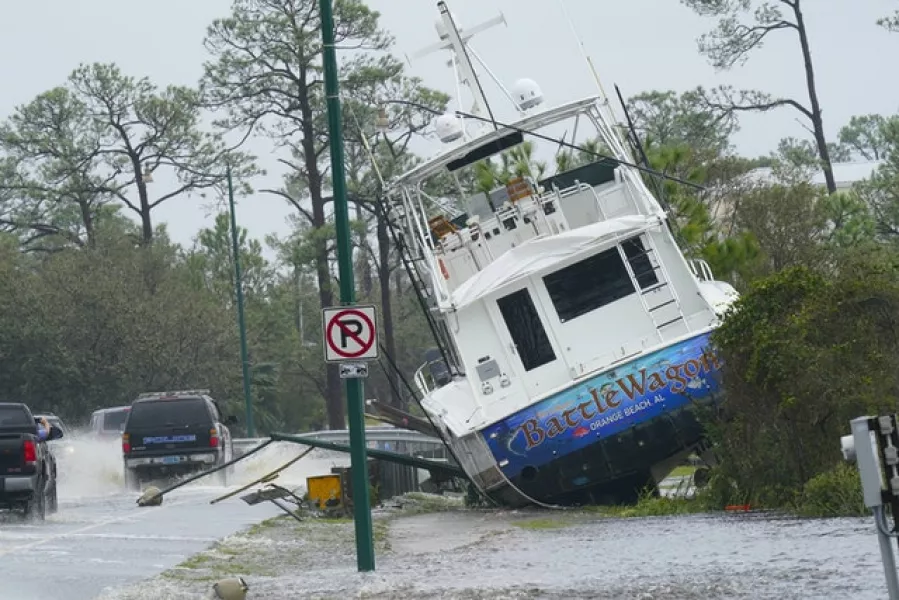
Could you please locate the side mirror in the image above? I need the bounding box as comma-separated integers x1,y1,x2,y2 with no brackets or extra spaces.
225,415,238,426
48,426,64,441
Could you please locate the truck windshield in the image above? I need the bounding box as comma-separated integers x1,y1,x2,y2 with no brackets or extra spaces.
0,405,31,427
127,398,210,429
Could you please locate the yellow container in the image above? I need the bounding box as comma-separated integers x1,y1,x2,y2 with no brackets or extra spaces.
306,474,342,509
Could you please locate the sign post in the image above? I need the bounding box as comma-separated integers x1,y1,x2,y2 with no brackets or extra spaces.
319,0,375,573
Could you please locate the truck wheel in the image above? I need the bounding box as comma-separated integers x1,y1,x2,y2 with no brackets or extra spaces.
47,481,59,514
123,469,140,491
24,482,46,522
217,463,230,487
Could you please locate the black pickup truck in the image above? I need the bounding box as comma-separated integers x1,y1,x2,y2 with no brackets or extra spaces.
0,403,63,520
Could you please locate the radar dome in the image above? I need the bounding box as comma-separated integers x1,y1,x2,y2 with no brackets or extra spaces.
435,113,464,143
513,78,544,111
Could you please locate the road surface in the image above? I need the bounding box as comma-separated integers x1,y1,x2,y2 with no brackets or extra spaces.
0,438,342,600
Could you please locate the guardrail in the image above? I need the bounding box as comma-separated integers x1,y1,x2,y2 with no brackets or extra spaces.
232,426,445,456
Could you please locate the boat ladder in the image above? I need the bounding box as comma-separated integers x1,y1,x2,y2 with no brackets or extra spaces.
616,233,687,340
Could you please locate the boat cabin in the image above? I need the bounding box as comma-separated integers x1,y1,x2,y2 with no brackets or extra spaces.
389,98,723,433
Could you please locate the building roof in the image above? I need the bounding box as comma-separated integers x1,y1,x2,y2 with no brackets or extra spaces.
741,160,884,189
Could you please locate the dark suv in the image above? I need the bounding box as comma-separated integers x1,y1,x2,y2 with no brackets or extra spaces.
121,390,237,490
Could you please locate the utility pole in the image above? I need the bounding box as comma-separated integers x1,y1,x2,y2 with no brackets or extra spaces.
227,166,255,438
319,0,375,572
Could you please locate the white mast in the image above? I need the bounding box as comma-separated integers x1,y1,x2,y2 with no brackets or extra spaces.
413,1,505,127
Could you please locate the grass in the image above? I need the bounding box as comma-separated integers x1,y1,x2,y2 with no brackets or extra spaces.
177,553,212,569
513,517,570,530
585,487,710,518
167,540,279,583
245,515,281,536
669,465,697,478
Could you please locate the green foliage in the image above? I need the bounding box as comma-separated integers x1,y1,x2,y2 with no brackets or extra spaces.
627,89,737,159
772,137,851,170
853,117,899,240
794,463,867,518
839,114,892,161
201,0,448,427
0,235,240,423
590,487,710,518
0,63,256,247
707,259,899,508
681,0,838,194
472,141,547,193
641,141,762,284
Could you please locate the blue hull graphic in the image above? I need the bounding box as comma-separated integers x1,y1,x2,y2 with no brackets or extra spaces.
482,331,722,480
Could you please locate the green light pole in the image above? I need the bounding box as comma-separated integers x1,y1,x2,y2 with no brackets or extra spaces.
319,0,375,572
227,165,255,438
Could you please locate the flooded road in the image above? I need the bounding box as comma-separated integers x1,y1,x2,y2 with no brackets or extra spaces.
0,438,349,600
379,510,886,599
1,437,891,599
0,485,281,600
103,500,894,599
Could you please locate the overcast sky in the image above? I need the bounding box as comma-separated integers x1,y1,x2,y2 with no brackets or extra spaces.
0,0,896,254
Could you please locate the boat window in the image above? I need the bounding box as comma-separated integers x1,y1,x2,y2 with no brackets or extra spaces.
543,246,635,322
496,289,556,371
622,236,659,289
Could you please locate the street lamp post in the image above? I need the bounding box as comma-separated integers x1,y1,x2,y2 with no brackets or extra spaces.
319,0,375,572
227,166,255,438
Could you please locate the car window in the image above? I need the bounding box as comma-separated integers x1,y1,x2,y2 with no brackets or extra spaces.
0,405,30,427
103,410,129,431
127,398,211,429
37,416,66,434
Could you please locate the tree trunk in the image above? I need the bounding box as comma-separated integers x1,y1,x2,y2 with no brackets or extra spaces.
299,75,344,430
356,202,373,299
129,155,154,243
793,1,836,194
79,200,95,247
376,212,401,409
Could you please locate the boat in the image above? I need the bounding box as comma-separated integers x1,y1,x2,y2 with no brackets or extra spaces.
382,1,739,507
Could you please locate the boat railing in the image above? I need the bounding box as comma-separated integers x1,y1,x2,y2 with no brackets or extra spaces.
413,363,435,397
688,258,714,282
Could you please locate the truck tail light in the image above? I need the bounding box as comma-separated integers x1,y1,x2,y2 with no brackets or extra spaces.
122,433,131,454
23,440,36,465
209,428,219,448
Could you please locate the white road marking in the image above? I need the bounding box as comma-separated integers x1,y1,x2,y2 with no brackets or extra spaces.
0,497,192,557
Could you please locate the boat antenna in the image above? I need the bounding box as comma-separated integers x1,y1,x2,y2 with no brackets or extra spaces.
441,2,497,129
559,0,606,102
414,2,504,132
558,0,637,160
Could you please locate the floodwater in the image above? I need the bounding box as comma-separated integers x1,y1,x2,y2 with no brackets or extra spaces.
1,434,892,599
0,436,350,600
102,502,892,600
373,510,885,599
